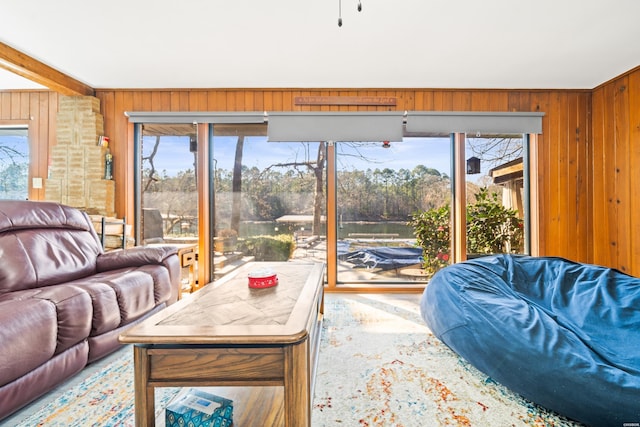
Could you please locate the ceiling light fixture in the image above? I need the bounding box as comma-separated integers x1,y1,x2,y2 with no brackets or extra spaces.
338,0,363,27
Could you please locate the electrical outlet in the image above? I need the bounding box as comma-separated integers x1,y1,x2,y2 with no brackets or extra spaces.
32,177,43,189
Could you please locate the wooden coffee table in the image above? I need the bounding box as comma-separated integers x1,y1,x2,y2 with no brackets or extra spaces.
119,261,325,427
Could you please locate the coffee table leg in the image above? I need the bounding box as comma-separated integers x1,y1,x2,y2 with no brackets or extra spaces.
284,340,310,427
133,345,155,427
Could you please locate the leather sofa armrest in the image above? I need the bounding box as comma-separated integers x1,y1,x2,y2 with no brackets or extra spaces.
96,246,179,272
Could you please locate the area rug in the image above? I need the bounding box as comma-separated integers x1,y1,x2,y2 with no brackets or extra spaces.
311,294,583,427
14,294,583,426
14,350,180,427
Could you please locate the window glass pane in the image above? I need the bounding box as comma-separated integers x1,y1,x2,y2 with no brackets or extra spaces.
337,137,451,284
465,134,525,256
213,125,324,275
140,125,198,245
0,127,29,200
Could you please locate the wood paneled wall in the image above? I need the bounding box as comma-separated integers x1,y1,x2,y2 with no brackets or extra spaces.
0,87,601,271
0,90,58,201
592,67,640,275
94,88,593,267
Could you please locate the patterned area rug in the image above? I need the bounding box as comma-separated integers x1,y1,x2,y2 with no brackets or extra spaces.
312,294,584,427
14,351,179,427
14,294,583,426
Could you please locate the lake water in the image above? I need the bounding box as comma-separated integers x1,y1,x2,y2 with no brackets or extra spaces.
239,221,415,239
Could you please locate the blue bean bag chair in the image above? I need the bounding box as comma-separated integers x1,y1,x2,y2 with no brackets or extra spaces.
420,254,640,426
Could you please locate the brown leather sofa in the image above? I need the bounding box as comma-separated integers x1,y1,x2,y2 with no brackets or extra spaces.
0,200,180,420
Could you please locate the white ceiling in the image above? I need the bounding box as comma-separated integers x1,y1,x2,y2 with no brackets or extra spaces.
1,0,639,91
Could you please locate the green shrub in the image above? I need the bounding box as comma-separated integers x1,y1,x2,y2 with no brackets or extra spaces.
467,188,524,255
408,187,523,276
407,205,451,275
237,234,294,261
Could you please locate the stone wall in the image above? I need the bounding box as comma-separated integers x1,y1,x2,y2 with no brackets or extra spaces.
45,96,115,216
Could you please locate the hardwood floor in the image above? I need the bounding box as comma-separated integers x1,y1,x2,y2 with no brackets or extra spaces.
157,386,284,427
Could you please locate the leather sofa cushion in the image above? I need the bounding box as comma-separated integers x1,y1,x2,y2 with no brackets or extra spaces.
95,245,179,305
109,269,156,324
0,200,103,293
2,285,92,355
0,341,88,421
0,229,102,293
70,268,157,330
136,264,173,304
0,299,57,386
96,245,177,272
70,279,121,336
0,200,92,233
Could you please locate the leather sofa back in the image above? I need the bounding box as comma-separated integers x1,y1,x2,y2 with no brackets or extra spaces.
0,201,103,293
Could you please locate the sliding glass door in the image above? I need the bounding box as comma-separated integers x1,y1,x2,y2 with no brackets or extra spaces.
139,124,198,246
464,134,526,257
211,124,325,277
129,111,539,290
335,137,451,284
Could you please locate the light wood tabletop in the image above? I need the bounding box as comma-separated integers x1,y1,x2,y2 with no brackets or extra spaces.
120,261,325,427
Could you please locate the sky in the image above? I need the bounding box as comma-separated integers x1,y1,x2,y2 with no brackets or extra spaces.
143,135,455,178
0,130,29,167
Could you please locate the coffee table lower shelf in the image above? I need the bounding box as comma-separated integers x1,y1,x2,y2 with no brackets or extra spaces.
155,386,284,426
120,261,325,427
132,339,316,427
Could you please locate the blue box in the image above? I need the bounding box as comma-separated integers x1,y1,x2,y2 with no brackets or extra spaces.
166,388,234,427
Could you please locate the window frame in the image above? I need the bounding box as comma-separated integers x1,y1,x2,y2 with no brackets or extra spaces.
127,112,542,291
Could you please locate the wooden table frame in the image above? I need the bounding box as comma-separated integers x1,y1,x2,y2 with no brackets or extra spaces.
120,262,325,426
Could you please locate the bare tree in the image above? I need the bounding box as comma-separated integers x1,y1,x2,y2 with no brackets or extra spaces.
466,137,523,171
311,142,326,234
230,136,244,235
260,141,391,234
141,135,198,239
142,136,161,191
262,142,326,235
0,145,24,164
0,145,28,198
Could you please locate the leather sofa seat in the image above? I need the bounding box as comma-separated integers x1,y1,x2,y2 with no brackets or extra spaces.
0,299,58,386
2,285,93,355
0,200,181,421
